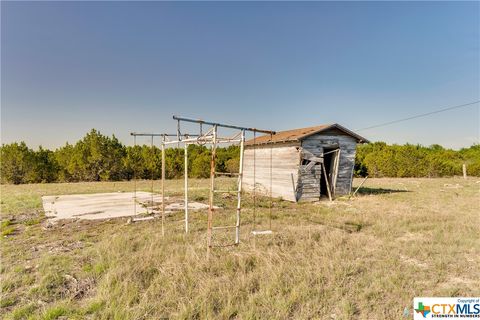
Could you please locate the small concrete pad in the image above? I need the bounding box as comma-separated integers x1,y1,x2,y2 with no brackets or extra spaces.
42,192,164,221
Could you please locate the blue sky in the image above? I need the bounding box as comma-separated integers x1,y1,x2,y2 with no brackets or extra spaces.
1,1,479,149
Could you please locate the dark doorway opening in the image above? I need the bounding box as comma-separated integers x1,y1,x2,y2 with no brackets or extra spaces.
320,147,339,197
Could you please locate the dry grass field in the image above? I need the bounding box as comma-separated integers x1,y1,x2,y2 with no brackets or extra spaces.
1,177,479,319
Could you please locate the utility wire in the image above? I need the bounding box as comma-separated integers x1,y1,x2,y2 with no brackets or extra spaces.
356,100,480,131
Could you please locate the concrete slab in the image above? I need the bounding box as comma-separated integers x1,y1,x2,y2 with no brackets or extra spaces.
42,192,220,221
42,192,163,221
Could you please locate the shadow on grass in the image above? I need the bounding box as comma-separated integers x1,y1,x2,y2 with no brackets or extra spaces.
308,218,371,233
354,187,410,195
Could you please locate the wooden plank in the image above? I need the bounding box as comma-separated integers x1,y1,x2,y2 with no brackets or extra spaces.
132,216,156,222
299,184,320,188
299,180,320,185
251,230,273,235
291,173,298,202
321,162,332,201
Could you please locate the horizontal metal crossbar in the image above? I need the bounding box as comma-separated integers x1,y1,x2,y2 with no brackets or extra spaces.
213,190,240,193
130,132,199,137
162,138,241,146
173,115,276,134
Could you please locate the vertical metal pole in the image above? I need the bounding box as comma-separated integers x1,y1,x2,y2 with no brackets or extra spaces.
252,131,257,232
161,137,165,237
235,130,245,244
151,135,154,215
184,143,189,233
269,133,273,230
177,120,181,148
207,125,217,257
133,135,137,216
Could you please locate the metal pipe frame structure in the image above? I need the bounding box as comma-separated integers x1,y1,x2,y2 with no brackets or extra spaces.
130,133,199,138
130,130,243,236
130,116,275,257
173,115,275,134
172,115,275,257
163,129,244,238
129,132,198,236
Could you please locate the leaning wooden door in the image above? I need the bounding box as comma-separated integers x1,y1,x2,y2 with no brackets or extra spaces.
328,149,341,197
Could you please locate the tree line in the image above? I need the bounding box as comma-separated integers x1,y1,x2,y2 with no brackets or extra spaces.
355,142,480,177
1,129,479,184
0,129,239,184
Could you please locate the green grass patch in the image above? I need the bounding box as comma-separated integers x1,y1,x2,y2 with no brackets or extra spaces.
2,226,16,237
23,218,42,226
0,295,17,308
1,219,12,228
6,303,36,320
42,305,69,320
84,300,105,314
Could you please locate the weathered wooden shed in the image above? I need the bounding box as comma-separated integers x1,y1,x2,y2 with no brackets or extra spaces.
242,124,369,202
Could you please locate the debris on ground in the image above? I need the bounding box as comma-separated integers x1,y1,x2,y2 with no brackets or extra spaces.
62,274,95,299
443,183,463,188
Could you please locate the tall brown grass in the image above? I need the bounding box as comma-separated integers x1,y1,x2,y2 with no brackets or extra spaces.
1,178,479,319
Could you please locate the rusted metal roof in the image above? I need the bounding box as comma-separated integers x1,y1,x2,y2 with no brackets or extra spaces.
244,123,369,146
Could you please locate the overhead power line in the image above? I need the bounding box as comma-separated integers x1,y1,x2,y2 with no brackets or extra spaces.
356,100,480,131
